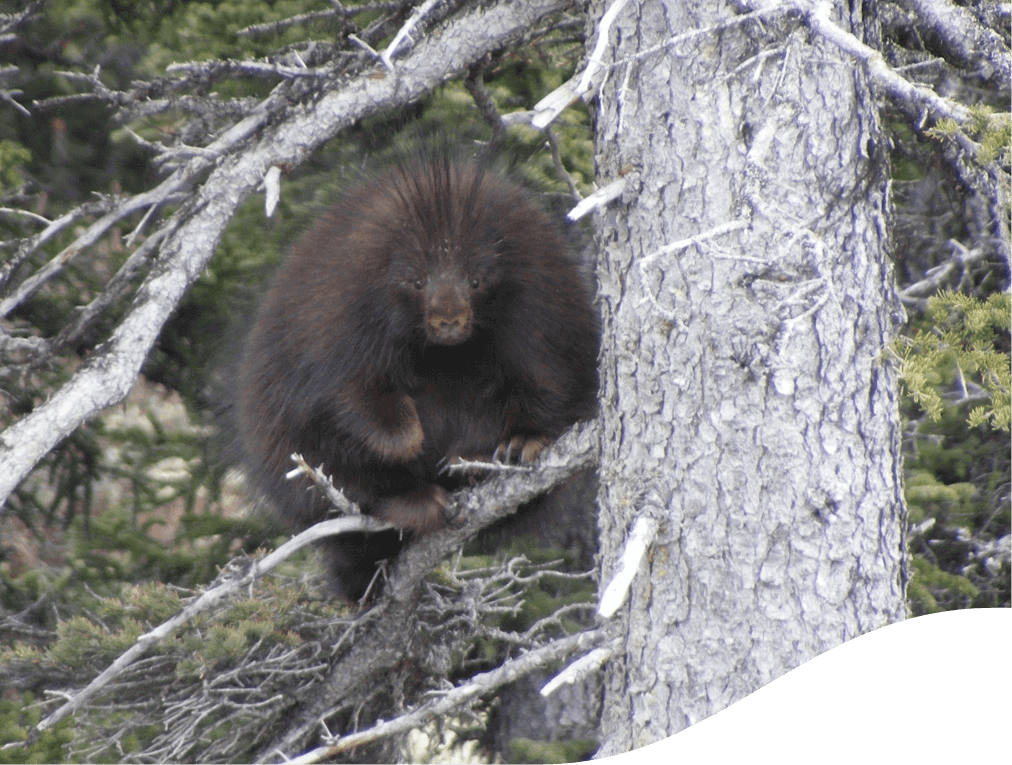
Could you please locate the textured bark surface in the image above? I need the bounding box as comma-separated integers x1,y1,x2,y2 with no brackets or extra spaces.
589,1,909,755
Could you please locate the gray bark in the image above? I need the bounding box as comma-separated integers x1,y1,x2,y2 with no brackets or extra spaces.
588,1,909,754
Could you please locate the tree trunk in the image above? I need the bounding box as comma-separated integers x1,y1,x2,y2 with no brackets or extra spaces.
589,1,908,754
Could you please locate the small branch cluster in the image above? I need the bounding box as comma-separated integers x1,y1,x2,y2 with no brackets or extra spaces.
899,239,990,309
459,13,589,206
47,571,368,765
420,554,597,659
287,628,607,765
37,493,391,733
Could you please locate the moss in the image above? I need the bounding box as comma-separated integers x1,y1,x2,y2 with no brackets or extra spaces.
505,737,599,764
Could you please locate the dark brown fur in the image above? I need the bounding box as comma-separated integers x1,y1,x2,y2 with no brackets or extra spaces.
237,151,599,601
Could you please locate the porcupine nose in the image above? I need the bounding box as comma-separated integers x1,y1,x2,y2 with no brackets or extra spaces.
425,274,473,345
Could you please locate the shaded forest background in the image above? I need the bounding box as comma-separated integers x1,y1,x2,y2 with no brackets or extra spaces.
0,1,1008,762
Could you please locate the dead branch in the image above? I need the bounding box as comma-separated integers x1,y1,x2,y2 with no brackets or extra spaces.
894,0,1011,90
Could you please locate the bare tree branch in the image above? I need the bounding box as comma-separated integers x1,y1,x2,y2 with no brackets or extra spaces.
464,61,507,145
165,58,330,81
0,198,117,295
597,516,659,618
895,0,1011,91
793,0,974,122
236,2,404,38
380,0,443,69
899,239,989,308
0,0,44,43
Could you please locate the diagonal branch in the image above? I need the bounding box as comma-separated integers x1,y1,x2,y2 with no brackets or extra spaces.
895,0,1011,90
793,0,973,123
0,86,288,316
